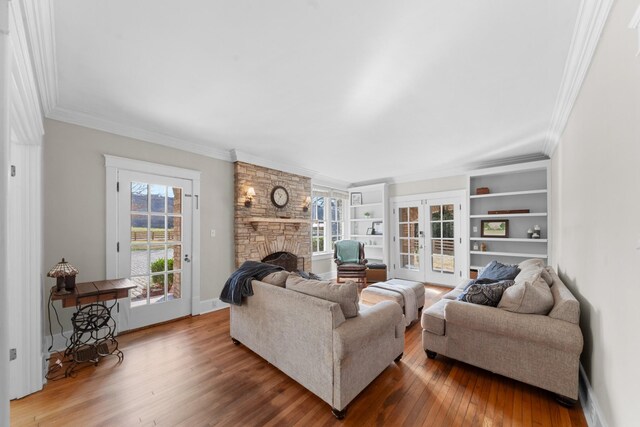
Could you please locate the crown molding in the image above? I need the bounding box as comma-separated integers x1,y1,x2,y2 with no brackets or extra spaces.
630,5,640,56
544,0,613,156
360,153,548,186
47,107,233,162
19,0,58,115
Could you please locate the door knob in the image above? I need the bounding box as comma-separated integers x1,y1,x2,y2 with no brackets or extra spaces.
184,254,191,263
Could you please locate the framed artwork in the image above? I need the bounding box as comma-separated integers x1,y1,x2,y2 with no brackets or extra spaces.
372,221,383,235
366,227,373,235
481,220,509,238
351,192,362,205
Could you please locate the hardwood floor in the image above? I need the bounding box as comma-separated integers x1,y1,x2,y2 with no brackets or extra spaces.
11,285,587,426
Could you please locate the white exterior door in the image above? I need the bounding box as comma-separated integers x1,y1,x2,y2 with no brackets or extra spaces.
393,202,426,282
117,170,193,331
392,192,466,286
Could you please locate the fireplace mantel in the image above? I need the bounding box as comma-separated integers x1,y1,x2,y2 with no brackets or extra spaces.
246,217,310,231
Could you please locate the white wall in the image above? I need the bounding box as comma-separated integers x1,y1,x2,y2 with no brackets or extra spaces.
551,0,640,425
389,175,466,198
43,119,235,332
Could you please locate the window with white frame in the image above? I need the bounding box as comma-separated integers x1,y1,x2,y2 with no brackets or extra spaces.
312,188,347,255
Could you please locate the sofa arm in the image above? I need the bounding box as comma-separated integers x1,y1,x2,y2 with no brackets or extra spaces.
445,301,583,354
333,301,403,359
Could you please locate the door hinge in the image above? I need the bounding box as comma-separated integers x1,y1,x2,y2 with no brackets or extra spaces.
117,182,120,192
9,348,16,361
10,165,16,177
393,236,396,242
117,242,120,252
460,237,462,244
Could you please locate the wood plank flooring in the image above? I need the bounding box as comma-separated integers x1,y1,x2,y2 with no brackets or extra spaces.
11,285,587,426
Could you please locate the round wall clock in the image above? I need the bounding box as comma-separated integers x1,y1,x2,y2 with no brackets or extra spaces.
270,186,289,208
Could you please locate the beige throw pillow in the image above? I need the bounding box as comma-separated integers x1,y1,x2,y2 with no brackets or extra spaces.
261,270,290,287
286,275,359,318
498,273,554,315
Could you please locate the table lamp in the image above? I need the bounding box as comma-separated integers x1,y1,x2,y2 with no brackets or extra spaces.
47,258,79,294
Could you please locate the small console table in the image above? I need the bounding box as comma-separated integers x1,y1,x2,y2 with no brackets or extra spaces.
49,278,136,377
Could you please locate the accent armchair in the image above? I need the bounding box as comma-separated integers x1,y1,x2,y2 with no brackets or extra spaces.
334,240,368,287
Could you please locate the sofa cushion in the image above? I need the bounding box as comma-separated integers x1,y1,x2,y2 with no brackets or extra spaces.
457,280,516,307
478,260,520,281
545,267,581,324
498,273,554,315
421,299,450,336
261,271,291,287
286,275,359,318
540,268,553,286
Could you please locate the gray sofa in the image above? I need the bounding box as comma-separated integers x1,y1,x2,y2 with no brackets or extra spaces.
230,273,405,418
422,263,583,403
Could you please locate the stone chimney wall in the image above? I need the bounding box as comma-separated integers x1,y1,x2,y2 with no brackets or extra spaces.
234,162,312,271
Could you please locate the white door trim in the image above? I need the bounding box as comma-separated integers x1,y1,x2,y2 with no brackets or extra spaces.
105,155,202,318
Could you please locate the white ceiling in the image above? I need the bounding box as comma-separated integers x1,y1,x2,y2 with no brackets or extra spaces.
50,0,581,185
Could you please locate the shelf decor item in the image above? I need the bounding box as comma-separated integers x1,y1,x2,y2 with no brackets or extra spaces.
480,243,488,251
481,220,509,238
527,228,534,239
350,192,362,205
364,212,371,218
372,221,383,235
476,187,490,195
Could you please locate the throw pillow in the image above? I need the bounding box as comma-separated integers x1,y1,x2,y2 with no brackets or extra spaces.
261,270,291,287
457,280,515,307
286,275,359,318
518,258,545,270
477,260,520,281
498,273,554,315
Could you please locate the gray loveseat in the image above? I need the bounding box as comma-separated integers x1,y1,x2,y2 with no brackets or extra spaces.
230,273,405,418
422,263,583,403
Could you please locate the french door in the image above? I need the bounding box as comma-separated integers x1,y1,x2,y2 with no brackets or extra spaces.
117,171,193,331
393,194,464,286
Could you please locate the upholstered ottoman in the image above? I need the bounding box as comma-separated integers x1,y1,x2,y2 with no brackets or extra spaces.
360,279,425,325
383,279,425,309
360,286,405,309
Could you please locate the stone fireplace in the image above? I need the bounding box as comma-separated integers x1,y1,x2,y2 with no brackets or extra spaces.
234,162,312,271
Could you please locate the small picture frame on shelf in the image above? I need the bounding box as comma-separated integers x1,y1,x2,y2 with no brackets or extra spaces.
350,192,362,206
372,221,383,235
480,219,509,238
366,227,373,235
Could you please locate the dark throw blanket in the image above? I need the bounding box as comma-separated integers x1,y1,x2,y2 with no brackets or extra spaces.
220,261,284,306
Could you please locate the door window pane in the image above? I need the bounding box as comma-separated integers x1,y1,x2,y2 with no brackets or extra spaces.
150,185,166,213
131,183,148,212
399,207,408,222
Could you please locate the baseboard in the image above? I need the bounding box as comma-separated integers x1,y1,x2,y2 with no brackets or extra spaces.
579,363,607,427
199,298,229,314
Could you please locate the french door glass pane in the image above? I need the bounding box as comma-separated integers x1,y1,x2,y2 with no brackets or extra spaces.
130,182,183,307
431,204,455,274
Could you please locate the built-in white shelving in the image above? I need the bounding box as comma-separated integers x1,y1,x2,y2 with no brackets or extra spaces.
469,213,547,218
468,161,550,274
348,183,388,265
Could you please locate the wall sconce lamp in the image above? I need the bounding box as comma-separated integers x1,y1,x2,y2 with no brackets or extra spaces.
245,187,256,207
47,258,79,295
302,196,311,212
